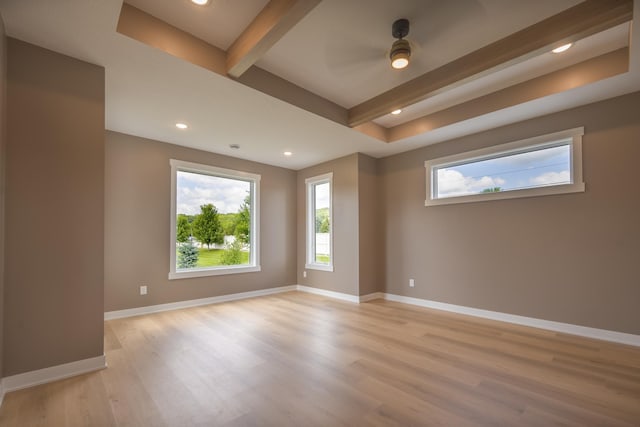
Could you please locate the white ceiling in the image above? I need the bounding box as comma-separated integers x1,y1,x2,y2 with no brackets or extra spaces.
374,22,631,127
125,0,269,50
1,0,639,170
257,0,582,108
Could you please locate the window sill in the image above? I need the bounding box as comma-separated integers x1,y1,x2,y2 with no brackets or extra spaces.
169,265,261,280
425,182,585,207
305,263,334,272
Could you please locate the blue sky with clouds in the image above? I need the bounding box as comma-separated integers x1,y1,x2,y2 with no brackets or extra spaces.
437,144,571,198
177,171,250,215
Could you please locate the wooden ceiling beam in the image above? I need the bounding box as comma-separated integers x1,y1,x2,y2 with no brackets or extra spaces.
226,0,321,78
387,48,629,143
117,4,227,75
347,0,634,127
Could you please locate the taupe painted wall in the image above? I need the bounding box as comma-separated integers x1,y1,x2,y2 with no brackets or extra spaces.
297,154,359,296
4,39,105,376
379,91,640,335
358,153,383,296
104,131,297,311
0,14,7,378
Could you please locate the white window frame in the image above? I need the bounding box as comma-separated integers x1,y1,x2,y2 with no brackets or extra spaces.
305,173,334,272
425,127,585,206
169,159,261,280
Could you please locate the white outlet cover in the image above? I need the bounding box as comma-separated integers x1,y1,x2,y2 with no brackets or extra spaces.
140,285,148,295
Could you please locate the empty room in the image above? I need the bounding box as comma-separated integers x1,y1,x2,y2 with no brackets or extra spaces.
0,0,639,425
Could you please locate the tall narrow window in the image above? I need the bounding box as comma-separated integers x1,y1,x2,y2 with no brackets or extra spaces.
306,173,333,271
169,159,260,279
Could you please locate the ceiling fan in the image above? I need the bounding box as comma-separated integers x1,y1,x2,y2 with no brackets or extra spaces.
322,1,484,76
325,17,415,74
390,18,411,69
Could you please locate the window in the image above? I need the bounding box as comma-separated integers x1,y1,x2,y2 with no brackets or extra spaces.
305,173,333,271
169,159,260,279
425,127,585,206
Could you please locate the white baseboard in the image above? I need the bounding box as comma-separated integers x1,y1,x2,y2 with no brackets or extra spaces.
102,284,639,347
359,292,384,302
297,285,360,303
378,293,640,347
104,285,367,321
2,354,106,394
7,287,634,412
104,285,298,320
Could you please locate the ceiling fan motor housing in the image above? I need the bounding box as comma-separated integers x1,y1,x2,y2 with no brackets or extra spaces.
390,19,411,68
390,39,411,59
392,18,410,39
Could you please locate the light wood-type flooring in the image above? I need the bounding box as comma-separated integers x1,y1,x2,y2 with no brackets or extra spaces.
1,291,639,426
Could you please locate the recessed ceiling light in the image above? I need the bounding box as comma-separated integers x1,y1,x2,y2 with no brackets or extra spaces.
284,151,292,156
229,144,240,150
191,0,209,5
175,123,188,129
552,43,572,54
391,109,402,115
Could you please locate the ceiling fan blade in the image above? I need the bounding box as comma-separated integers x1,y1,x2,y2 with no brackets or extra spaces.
324,42,387,74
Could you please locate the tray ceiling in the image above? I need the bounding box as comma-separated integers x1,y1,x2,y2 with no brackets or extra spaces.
1,0,638,169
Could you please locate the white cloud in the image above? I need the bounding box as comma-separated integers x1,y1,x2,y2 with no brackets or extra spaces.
315,182,330,209
177,171,250,215
530,170,570,186
437,169,505,197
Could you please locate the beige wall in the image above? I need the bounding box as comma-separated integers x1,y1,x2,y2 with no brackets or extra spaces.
104,131,297,311
297,154,359,296
1,32,637,384
4,39,105,376
379,91,640,335
0,14,7,377
357,153,383,296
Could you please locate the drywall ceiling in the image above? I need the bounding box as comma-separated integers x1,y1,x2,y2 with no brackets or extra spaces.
257,0,582,108
1,0,639,170
374,22,631,127
125,0,270,50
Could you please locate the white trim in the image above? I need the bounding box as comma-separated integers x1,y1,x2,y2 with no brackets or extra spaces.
425,182,585,206
169,158,261,280
425,127,585,206
304,263,333,272
104,285,297,320
104,285,361,320
305,173,334,272
297,285,359,303
102,285,639,347
170,159,262,182
169,265,261,280
377,293,640,347
359,292,384,303
0,380,4,408
2,355,106,394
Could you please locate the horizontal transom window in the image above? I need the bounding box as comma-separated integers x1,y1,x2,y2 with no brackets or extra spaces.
425,127,585,206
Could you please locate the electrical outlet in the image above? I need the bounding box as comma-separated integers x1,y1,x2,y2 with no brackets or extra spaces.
140,285,148,295
303,270,307,278
409,279,415,288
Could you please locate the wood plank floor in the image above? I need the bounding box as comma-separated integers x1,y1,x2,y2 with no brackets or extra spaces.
1,291,639,426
